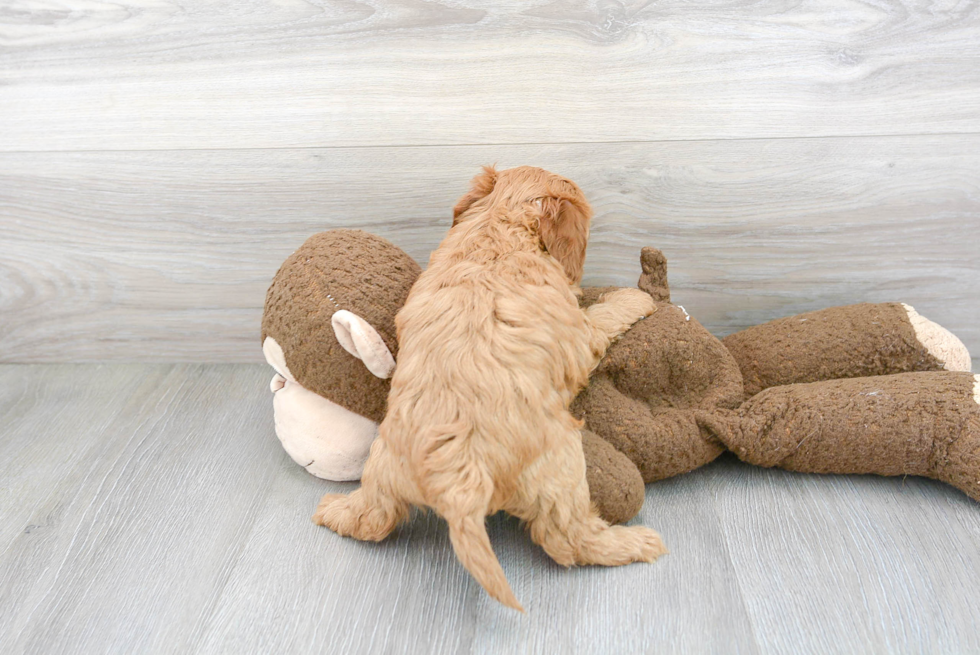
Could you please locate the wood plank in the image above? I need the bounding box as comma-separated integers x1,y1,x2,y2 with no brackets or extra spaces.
196,464,759,654
472,465,759,654
1,0,979,151
0,364,180,648
193,466,480,654
0,364,284,654
192,448,757,654
0,365,174,555
3,364,980,652
2,136,977,362
714,456,980,653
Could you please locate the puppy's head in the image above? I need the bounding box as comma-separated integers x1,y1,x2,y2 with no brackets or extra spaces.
453,165,593,285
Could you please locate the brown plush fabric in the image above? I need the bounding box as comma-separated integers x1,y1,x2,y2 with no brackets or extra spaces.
576,250,975,504
581,430,646,524
574,378,725,483
722,303,943,398
716,371,980,501
574,284,743,483
262,230,421,423
638,247,670,303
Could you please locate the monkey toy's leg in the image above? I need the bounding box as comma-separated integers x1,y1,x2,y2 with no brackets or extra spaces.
722,303,971,398
710,371,980,502
572,377,726,484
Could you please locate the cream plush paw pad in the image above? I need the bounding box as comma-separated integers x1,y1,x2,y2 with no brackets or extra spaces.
903,303,971,372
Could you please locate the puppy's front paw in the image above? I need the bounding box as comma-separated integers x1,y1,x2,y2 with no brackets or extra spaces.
600,288,657,325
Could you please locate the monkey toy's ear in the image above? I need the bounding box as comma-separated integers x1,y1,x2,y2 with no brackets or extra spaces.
638,247,670,303
331,309,396,379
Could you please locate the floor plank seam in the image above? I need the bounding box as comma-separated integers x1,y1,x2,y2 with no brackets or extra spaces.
188,467,281,655
708,470,764,655
2,129,980,156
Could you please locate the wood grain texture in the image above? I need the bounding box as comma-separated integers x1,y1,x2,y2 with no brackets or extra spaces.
1,0,979,151
2,137,977,362
472,470,760,654
2,364,980,654
716,462,980,653
0,364,283,654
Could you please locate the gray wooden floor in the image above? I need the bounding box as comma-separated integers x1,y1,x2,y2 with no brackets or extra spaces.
3,363,980,654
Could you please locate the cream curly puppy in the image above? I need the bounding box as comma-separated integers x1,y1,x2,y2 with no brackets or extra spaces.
313,166,666,611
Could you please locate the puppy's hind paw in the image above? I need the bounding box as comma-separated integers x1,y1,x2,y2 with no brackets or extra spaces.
312,491,402,542
579,525,668,566
632,526,668,562
611,525,667,563
312,493,352,533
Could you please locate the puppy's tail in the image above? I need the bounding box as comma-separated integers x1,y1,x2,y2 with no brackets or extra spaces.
418,424,522,611
445,503,523,612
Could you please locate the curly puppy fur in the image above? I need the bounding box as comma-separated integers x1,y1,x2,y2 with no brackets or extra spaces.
313,166,666,611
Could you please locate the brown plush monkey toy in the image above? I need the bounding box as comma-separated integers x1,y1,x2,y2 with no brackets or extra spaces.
263,231,977,524
573,248,979,504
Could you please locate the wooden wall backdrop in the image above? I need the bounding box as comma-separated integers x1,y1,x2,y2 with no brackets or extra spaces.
1,1,978,362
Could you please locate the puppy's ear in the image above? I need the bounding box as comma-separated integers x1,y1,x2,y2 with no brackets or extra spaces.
538,188,592,285
452,165,497,225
